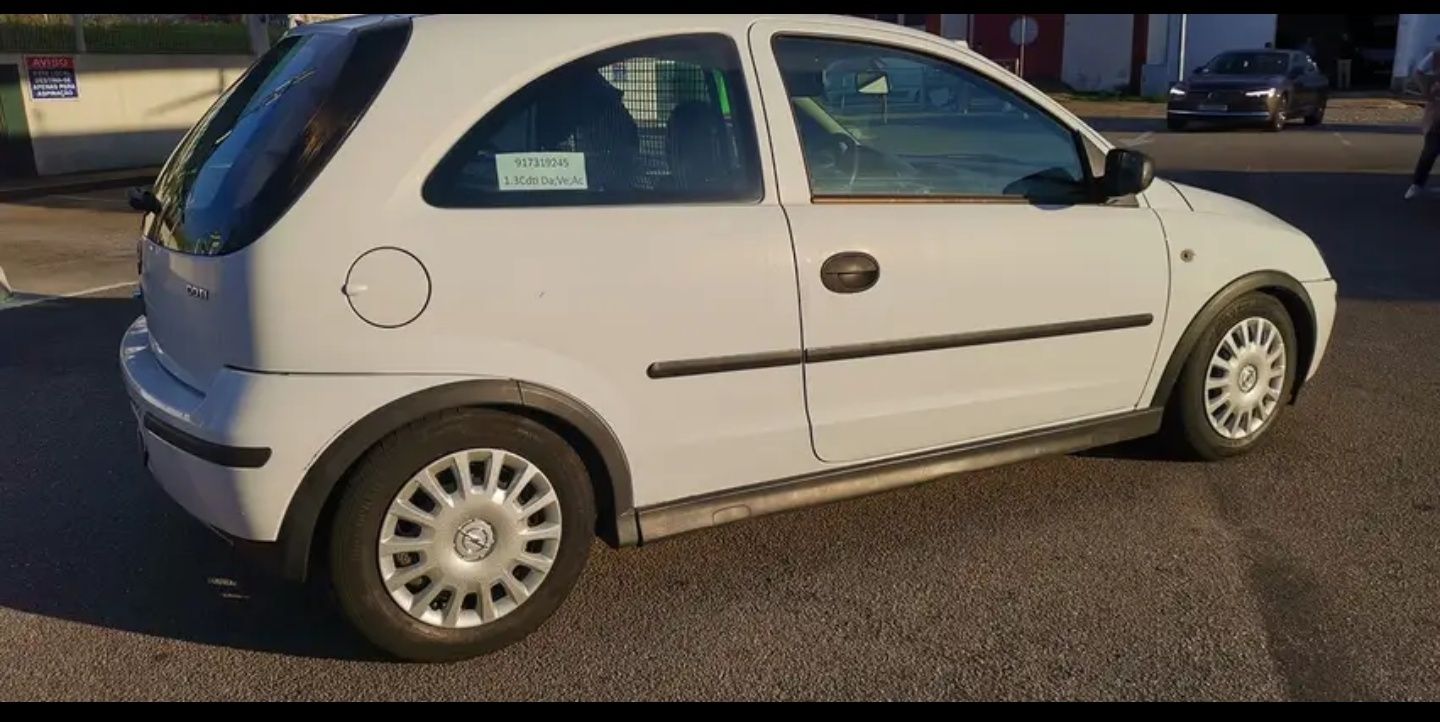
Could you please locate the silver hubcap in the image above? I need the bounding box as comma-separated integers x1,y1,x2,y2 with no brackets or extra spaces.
378,449,563,629
1205,317,1286,440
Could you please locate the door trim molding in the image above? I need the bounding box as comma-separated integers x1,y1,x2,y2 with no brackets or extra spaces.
646,313,1153,379
636,407,1163,542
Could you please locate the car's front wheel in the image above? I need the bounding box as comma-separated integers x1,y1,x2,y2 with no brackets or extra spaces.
1161,292,1299,460
1267,96,1290,132
328,408,595,662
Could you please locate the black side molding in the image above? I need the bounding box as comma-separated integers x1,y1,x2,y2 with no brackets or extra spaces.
143,413,272,469
648,313,1154,379
637,408,1163,543
806,314,1153,364
647,350,804,379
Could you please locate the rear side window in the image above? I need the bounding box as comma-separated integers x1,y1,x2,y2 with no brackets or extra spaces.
423,33,763,207
147,20,410,256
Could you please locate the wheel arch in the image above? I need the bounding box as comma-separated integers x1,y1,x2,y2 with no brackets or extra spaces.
1151,270,1317,411
275,378,637,582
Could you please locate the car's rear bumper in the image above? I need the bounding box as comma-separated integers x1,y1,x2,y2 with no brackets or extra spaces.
121,316,298,542
120,315,493,574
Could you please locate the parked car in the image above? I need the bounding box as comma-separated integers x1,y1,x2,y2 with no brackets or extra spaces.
1167,49,1330,131
122,14,1337,662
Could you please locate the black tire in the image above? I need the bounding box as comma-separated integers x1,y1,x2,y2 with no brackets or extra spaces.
1160,293,1299,461
1166,117,1187,132
328,408,595,662
1304,97,1326,126
1266,96,1289,132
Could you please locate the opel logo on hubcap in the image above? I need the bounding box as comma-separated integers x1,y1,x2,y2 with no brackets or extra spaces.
1238,365,1259,393
454,519,496,561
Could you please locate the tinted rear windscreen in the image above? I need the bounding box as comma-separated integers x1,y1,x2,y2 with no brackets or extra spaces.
147,20,409,255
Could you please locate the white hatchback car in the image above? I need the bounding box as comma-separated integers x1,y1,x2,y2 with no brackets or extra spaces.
122,14,1336,661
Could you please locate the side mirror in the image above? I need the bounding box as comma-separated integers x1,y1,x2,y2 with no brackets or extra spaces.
855,70,890,95
1194,66,1206,74
128,186,160,214
1101,148,1154,198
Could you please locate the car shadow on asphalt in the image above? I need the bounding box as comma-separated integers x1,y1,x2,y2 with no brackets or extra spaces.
0,296,385,661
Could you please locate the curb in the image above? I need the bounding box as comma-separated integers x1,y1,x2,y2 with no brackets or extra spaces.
0,169,159,203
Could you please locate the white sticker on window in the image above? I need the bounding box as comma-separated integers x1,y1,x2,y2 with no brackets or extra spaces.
495,152,588,191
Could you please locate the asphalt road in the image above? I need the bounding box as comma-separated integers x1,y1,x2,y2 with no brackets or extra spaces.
1,116,1438,700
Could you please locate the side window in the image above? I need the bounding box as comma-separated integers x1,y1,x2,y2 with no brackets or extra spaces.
772,35,1091,203
425,34,763,207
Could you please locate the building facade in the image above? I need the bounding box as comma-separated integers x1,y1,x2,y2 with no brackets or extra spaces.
863,13,1440,95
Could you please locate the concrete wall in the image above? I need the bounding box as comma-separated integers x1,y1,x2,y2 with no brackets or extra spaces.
1061,14,1133,92
1394,14,1440,88
0,52,251,176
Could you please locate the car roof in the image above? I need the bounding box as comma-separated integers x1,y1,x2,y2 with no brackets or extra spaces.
402,14,989,70
410,13,909,35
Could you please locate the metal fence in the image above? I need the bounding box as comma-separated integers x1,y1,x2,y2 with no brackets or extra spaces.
0,14,284,54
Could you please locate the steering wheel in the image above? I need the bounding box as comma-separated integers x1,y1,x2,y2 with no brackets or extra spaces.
837,133,863,190
808,131,862,191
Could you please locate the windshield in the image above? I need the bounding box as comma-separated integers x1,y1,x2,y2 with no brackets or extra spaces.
1203,51,1289,75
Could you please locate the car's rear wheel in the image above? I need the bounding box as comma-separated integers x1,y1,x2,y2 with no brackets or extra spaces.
329,408,595,662
1304,96,1326,126
1166,117,1187,132
1161,293,1299,460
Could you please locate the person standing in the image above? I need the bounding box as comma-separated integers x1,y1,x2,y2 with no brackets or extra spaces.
1404,48,1440,200
1335,33,1355,90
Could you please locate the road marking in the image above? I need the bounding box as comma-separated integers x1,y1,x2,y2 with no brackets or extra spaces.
1120,131,1155,147
1333,131,1352,147
0,280,137,312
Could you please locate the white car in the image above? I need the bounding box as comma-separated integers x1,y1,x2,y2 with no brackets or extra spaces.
121,14,1337,661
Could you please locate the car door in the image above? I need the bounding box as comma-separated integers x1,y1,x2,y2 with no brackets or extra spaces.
748,19,1170,464
413,31,816,506
1290,53,1322,110
1302,56,1329,108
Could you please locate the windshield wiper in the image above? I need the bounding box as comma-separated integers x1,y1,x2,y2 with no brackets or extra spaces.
213,68,318,147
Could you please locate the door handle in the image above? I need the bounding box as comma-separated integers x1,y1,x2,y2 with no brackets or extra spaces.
821,251,880,294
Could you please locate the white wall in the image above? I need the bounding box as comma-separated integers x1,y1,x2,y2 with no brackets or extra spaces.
1140,14,1278,96
0,52,251,176
1061,14,1133,92
1146,14,1168,65
939,14,970,41
1394,13,1440,88
1183,14,1277,73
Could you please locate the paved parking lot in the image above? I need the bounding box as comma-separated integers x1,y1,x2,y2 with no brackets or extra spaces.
2,114,1438,700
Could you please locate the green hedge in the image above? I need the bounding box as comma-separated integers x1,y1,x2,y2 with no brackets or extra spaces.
0,20,275,54
85,22,250,54
0,21,74,52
